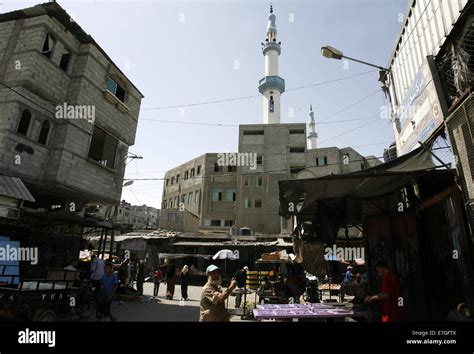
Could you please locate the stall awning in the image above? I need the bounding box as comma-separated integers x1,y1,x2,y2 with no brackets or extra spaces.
158,253,212,260
0,175,35,202
279,145,455,218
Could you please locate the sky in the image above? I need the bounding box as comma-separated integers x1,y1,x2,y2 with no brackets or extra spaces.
3,0,410,209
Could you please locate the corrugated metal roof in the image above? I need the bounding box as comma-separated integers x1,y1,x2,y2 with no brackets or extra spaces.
172,241,279,247
0,175,35,202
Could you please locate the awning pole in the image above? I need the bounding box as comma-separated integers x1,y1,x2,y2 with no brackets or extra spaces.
418,141,451,170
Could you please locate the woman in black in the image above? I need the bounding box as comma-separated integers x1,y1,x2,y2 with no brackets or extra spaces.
179,265,190,300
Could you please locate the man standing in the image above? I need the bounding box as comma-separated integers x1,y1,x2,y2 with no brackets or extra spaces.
200,265,237,322
340,266,353,302
99,262,118,322
365,260,407,322
136,259,145,295
90,253,104,319
153,267,163,298
234,266,248,308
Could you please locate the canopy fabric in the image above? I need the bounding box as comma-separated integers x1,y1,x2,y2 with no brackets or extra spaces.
212,249,239,260
279,143,456,221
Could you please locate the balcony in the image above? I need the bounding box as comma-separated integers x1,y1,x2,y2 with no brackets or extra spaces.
258,76,285,94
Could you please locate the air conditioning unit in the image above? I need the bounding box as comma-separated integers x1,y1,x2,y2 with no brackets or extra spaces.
0,206,20,219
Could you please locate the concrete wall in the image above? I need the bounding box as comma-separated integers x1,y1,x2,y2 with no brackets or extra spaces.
0,13,143,206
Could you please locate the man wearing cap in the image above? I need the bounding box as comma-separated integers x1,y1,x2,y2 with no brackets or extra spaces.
233,266,249,308
199,264,237,321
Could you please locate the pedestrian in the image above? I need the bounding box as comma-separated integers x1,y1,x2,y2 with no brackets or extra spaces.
137,259,145,295
233,266,248,308
199,264,237,322
179,265,190,300
340,265,353,302
364,260,408,322
99,262,118,322
130,257,139,287
165,263,177,300
90,253,104,319
153,267,163,298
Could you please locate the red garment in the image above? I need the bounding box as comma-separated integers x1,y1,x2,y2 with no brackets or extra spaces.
154,270,162,283
380,271,407,322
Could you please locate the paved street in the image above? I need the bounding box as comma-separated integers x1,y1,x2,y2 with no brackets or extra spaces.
108,283,247,322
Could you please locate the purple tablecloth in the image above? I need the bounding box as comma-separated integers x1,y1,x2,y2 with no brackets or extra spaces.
253,303,372,319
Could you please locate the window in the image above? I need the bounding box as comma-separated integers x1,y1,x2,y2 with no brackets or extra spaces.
360,163,365,170
214,163,223,172
88,126,118,168
167,213,177,222
176,174,180,182
243,130,264,135
256,176,263,186
41,33,55,58
183,194,188,204
269,95,274,112
316,156,328,166
184,171,189,179
211,220,221,226
190,168,195,177
170,177,174,185
188,192,193,203
228,165,237,172
226,189,236,202
244,176,252,186
195,190,199,203
289,129,305,134
244,198,252,208
59,52,71,72
257,155,263,165
255,199,262,208
17,110,31,136
290,147,305,153
105,77,126,102
224,220,234,227
212,189,222,202
197,165,201,175
166,179,169,186
181,194,186,203
37,120,50,145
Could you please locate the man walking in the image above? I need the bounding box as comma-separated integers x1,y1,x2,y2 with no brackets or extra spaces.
234,266,248,308
99,262,118,322
199,265,237,322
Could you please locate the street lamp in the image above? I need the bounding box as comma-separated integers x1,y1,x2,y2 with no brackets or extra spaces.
321,45,389,72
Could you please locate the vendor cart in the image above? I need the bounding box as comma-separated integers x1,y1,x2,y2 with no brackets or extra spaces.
0,265,95,321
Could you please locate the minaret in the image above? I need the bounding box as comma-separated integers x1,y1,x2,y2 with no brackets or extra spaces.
258,4,285,124
307,105,318,149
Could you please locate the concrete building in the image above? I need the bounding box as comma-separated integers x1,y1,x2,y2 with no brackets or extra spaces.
160,153,237,233
116,201,160,230
0,2,144,215
0,2,144,265
160,6,381,236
